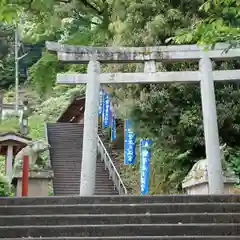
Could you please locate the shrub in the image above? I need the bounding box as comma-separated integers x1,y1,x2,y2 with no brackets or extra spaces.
0,174,10,196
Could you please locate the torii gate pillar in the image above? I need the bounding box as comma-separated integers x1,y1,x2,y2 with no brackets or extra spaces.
80,60,101,196
200,54,224,194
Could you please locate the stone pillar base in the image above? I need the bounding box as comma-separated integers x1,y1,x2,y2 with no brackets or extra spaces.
13,168,54,197
182,175,239,195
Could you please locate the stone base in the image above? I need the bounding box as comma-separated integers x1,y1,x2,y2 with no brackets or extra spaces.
184,181,237,195
15,178,49,196
182,175,239,195
13,168,54,197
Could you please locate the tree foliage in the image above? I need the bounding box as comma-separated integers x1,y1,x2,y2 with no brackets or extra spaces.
110,0,203,46
0,174,10,196
28,52,63,98
0,23,14,59
0,21,44,89
0,0,108,96
109,0,240,192
175,0,240,47
0,23,15,88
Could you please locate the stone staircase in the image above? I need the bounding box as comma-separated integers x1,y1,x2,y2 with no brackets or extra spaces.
0,195,240,239
46,123,118,195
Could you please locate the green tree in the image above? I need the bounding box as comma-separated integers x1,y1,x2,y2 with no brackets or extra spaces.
0,0,111,41
0,24,15,88
0,23,13,59
109,0,240,192
110,0,203,46
0,23,42,89
0,0,109,95
0,174,10,196
175,0,240,47
28,52,63,98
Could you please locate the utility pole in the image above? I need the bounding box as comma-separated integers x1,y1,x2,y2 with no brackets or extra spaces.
14,24,27,114
15,24,19,113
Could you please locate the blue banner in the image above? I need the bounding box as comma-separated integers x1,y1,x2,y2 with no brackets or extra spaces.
98,88,104,116
124,119,136,165
111,115,117,141
103,92,110,128
140,139,152,195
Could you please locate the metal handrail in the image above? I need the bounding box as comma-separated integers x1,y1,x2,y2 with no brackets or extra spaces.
97,135,127,195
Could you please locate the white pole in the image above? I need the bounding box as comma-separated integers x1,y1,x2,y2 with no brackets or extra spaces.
15,25,19,113
80,59,101,196
199,53,224,194
6,145,13,180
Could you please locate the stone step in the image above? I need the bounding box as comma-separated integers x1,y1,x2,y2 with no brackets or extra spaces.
95,192,118,195
1,203,239,215
52,185,115,189
1,195,240,205
1,223,240,238
1,213,240,226
52,164,107,167
51,192,118,195
52,193,118,196
52,172,111,175
52,183,115,187
47,123,118,196
51,189,117,193
52,174,111,177
5,237,240,240
52,175,112,179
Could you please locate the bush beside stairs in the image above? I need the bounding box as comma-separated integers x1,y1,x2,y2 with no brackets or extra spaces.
0,195,240,239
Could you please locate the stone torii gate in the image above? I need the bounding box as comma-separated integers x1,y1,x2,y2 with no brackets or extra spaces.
47,41,240,196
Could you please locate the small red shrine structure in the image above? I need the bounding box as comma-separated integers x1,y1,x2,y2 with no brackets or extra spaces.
0,132,31,179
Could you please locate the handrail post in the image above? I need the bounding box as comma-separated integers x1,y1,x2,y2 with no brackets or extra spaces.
22,155,29,196
118,181,121,194
44,123,51,167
